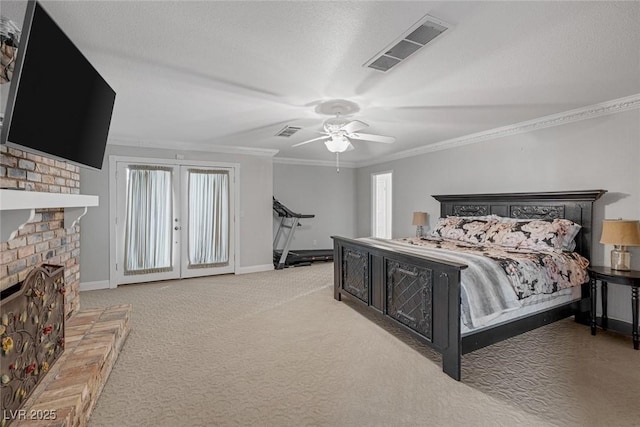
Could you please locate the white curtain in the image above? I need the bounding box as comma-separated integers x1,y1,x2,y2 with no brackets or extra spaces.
188,169,229,267
124,166,173,275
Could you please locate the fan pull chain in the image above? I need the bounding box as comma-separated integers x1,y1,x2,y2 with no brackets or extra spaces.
336,152,340,173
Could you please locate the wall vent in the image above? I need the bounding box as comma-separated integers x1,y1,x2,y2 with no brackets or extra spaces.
364,14,450,73
275,126,302,137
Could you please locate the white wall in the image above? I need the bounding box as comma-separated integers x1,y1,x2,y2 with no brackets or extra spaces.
273,163,356,250
80,144,273,283
356,109,640,323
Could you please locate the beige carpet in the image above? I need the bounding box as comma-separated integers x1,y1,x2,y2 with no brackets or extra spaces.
80,263,640,427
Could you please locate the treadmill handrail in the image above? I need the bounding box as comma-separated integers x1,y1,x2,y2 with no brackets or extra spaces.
273,197,315,219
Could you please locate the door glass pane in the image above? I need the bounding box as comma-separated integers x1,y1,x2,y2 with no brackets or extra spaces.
188,169,229,268
124,166,173,275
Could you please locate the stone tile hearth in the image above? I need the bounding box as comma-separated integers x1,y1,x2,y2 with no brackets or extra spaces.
8,305,131,427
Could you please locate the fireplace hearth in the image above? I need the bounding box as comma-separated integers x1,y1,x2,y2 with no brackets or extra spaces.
1,264,65,424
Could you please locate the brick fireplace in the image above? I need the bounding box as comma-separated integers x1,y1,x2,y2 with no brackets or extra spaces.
1,145,81,318
1,145,131,427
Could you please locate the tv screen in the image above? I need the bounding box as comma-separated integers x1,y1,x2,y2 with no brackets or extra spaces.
0,0,115,170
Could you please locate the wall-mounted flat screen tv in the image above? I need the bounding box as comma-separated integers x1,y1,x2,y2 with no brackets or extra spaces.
0,0,115,170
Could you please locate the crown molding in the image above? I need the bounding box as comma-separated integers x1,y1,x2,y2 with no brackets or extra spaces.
357,93,640,168
108,136,280,157
273,156,356,168
107,93,639,167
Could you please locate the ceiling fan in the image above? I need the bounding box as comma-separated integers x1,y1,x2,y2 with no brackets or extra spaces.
290,99,396,172
292,116,396,153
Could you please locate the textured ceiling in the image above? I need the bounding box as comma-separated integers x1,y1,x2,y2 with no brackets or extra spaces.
35,1,640,163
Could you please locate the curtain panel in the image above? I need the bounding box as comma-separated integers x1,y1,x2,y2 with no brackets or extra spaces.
187,169,230,268
124,166,173,275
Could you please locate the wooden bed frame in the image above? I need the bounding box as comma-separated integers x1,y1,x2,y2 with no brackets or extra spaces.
332,190,606,381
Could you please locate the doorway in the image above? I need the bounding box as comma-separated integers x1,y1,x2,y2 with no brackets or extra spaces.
113,159,236,285
372,171,392,239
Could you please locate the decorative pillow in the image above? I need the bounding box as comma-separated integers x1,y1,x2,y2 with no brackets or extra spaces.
553,219,581,251
430,216,497,244
484,218,581,251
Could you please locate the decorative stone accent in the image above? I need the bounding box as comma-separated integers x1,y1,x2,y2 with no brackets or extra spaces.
9,305,131,427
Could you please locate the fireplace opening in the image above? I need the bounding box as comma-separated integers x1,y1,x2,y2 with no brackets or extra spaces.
0,283,23,300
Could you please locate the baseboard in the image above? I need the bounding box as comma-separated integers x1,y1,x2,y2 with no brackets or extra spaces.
235,264,274,275
595,316,634,335
79,280,110,291
83,266,274,287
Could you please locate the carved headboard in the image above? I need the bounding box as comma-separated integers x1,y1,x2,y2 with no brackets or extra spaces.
432,190,606,261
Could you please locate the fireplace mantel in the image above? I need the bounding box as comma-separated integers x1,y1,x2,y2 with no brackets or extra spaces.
0,189,99,241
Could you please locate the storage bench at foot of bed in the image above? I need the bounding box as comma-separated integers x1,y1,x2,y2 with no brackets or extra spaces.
333,236,467,380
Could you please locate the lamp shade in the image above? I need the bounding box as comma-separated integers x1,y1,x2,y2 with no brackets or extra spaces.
412,212,428,226
600,219,640,246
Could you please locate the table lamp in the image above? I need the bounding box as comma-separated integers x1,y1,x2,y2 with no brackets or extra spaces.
600,219,640,271
412,212,428,238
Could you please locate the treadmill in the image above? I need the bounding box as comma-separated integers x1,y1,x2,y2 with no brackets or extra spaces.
273,197,333,270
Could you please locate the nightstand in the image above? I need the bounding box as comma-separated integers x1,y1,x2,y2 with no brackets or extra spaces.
588,266,639,350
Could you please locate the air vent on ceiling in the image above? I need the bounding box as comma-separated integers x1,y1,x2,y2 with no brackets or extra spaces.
275,126,302,137
365,14,450,73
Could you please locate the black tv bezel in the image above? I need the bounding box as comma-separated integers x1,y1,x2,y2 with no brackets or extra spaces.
0,0,114,171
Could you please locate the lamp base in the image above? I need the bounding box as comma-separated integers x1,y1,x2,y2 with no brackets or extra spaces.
611,245,631,271
416,225,424,238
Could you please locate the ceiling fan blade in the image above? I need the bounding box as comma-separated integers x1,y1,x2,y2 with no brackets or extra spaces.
345,142,355,152
348,133,395,144
292,135,329,147
341,120,369,134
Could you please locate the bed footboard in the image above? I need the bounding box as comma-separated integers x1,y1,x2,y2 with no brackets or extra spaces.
332,236,467,380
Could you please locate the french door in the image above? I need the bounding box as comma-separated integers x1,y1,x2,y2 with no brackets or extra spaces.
115,162,235,285
180,166,233,278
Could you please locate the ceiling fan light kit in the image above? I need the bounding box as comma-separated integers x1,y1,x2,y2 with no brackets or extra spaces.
324,136,352,153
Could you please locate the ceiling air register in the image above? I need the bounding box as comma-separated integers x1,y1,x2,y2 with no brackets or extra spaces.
365,14,450,72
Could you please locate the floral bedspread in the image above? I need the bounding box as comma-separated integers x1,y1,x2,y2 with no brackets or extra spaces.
397,237,589,300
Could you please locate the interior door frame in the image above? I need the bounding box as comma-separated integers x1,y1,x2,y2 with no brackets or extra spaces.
108,155,240,288
371,170,393,239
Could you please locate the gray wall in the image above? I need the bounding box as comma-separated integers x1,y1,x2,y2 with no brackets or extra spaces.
273,163,356,250
80,144,273,283
356,109,640,323
79,109,639,323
